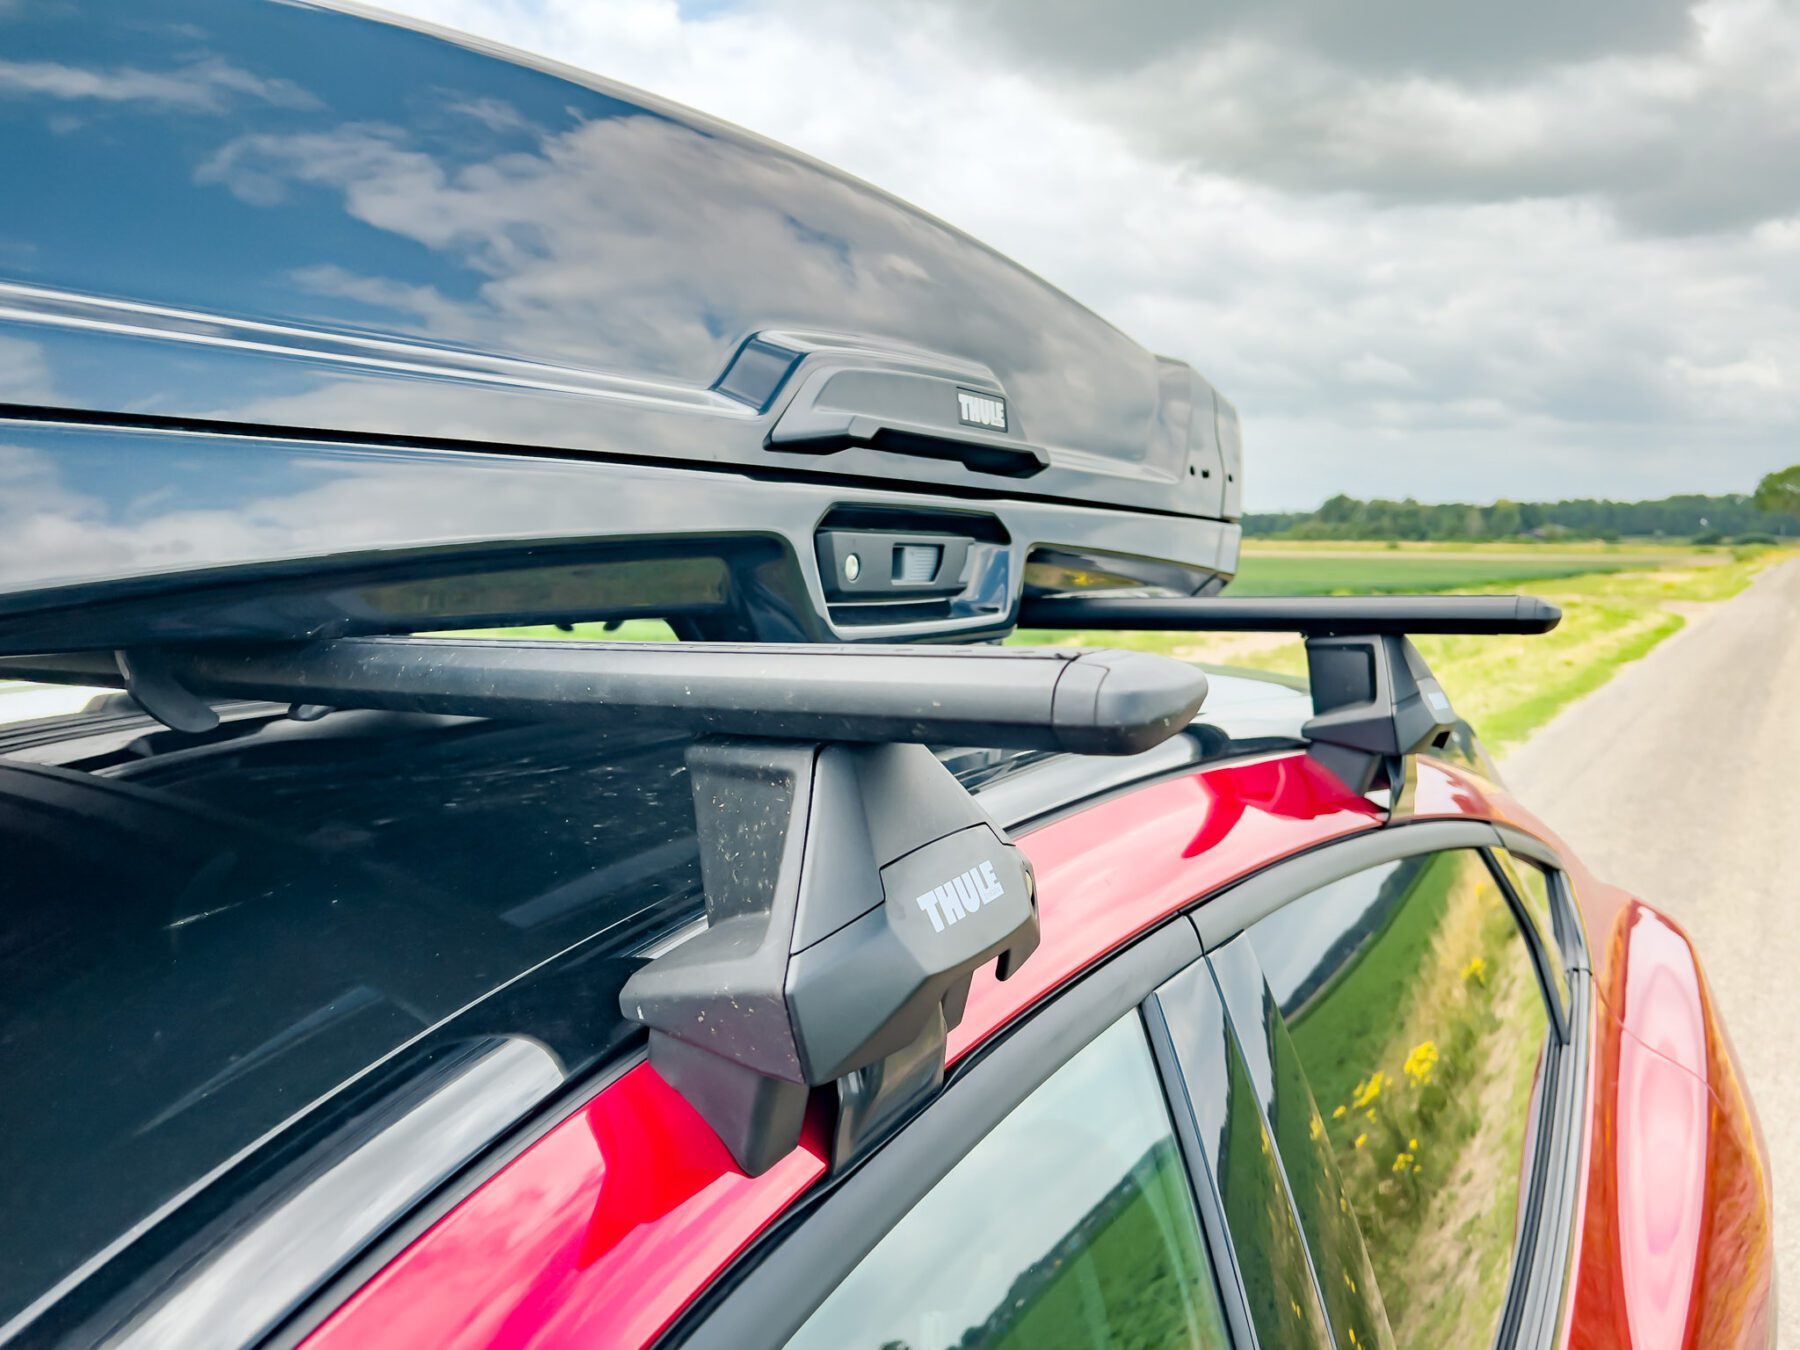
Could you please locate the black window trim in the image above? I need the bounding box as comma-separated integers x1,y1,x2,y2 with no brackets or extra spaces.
667,917,1216,1349
1191,822,1592,1350
1193,819,1512,953
1493,823,1593,972
1143,968,1264,1350
263,1050,647,1350
1192,934,1385,1348
1479,849,1571,1042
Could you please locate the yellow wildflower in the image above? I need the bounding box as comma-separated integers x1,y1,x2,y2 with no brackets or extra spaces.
1408,1137,1419,1150
1462,955,1489,985
1310,1115,1324,1141
1392,1150,1415,1173
1351,1071,1387,1109
1354,1132,1368,1149
1402,1040,1438,1086
1332,1104,1347,1119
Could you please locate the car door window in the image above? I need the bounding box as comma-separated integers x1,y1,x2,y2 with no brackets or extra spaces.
1490,849,1571,1016
784,1014,1230,1350
1246,850,1553,1348
1153,958,1334,1349
1208,937,1394,1350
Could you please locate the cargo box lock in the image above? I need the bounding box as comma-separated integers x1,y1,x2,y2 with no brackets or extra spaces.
619,738,1040,1176
816,529,971,601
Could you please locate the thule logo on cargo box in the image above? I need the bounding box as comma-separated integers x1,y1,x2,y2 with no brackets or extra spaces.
915,861,1005,932
955,389,1008,431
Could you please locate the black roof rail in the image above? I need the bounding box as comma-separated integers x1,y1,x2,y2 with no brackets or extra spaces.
0,635,1210,1175
1018,593,1561,635
1018,592,1562,794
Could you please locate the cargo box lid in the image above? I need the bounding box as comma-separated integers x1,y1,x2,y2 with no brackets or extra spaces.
0,0,1240,524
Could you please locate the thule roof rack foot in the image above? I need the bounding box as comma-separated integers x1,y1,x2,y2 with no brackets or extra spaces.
1303,633,1459,796
620,739,1039,1176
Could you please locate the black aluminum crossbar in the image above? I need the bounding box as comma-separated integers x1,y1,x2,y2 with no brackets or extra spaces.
1017,594,1561,636
0,636,1209,756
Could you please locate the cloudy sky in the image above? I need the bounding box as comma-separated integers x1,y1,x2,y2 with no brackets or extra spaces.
370,0,1799,509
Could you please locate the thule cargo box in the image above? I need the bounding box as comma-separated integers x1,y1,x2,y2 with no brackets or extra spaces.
0,0,1242,650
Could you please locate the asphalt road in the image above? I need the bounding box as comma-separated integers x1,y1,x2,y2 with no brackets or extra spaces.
1503,556,1800,1337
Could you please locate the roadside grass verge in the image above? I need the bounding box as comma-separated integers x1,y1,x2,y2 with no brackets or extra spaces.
1227,552,1631,596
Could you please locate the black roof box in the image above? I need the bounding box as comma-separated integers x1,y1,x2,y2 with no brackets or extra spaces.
0,0,1243,527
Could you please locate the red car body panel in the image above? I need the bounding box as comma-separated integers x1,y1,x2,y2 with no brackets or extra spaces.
1566,902,1775,1350
302,755,1774,1350
950,755,1382,1059
302,1062,830,1350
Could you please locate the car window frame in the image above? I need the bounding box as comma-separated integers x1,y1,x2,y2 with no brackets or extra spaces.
1147,942,1340,1348
669,917,1247,1349
1191,935,1394,1347
1188,821,1590,1350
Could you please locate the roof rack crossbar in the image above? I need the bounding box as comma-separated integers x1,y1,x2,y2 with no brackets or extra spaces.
0,636,1210,756
1017,594,1562,636
1017,592,1562,795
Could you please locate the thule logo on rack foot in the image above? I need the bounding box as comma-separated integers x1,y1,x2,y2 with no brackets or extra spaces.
915,861,1006,932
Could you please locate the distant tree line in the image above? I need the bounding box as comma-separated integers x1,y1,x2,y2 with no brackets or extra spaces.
1243,492,1798,541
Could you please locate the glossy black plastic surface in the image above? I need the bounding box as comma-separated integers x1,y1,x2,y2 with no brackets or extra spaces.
0,421,1237,651
0,713,706,1336
1,635,1211,755
0,0,1238,523
1019,594,1564,635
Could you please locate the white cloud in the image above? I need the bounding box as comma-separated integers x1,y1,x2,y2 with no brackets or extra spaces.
0,336,55,403
1342,355,1419,390
358,0,1800,507
0,56,318,112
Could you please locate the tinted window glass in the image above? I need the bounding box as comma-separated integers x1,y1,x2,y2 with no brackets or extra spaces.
1208,939,1392,1350
1155,959,1333,1348
785,1015,1230,1350
1247,851,1552,1347
1492,850,1570,1014
0,713,707,1327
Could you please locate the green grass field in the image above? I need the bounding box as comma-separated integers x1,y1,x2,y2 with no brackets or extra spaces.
1226,552,1628,596
986,1143,1230,1350
1289,853,1549,1346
